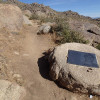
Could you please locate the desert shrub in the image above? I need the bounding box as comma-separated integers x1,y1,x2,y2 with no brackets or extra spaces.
40,17,54,23
52,22,89,44
60,30,89,44
25,14,30,17
29,14,39,20
30,13,89,44
29,14,65,23
29,14,55,25
96,44,100,50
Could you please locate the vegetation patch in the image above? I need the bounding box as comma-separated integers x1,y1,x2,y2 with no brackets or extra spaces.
96,44,100,50
30,14,89,44
52,20,89,44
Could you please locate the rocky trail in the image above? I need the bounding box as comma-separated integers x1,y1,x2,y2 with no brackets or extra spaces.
0,3,100,100
0,20,99,100
5,22,99,100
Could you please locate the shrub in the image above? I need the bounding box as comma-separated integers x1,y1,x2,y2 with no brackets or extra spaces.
29,14,39,20
52,22,89,44
30,13,89,44
96,44,100,50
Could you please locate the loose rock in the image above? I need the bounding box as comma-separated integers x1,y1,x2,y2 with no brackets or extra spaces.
37,25,51,34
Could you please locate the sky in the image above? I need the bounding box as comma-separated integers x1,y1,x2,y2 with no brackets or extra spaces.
19,0,100,18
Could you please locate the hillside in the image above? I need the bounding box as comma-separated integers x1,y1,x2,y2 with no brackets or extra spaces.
2,0,99,22
0,1,100,100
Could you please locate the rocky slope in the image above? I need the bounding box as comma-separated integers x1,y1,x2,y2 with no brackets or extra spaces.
0,2,100,100
3,0,99,22
3,0,57,16
2,0,100,47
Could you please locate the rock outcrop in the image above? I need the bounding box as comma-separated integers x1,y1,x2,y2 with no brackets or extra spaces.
23,15,33,25
49,43,100,95
69,21,100,45
0,4,23,32
23,10,32,17
4,0,57,17
0,80,26,100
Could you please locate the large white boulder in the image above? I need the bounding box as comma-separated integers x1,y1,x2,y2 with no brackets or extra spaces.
0,4,23,32
49,43,100,95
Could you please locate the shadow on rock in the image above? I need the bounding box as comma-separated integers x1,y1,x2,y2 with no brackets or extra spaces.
37,51,72,91
37,52,52,81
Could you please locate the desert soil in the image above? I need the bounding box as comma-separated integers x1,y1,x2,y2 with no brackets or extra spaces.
0,22,100,100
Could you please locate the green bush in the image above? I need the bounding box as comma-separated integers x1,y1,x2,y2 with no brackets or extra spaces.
29,14,39,20
30,14,89,44
52,22,89,44
96,44,100,50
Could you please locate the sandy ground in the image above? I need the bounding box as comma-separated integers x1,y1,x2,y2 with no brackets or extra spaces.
0,22,100,100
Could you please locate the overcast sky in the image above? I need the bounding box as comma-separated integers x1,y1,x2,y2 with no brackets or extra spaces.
19,0,100,18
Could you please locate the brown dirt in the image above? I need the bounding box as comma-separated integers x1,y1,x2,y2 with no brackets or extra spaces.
0,22,100,100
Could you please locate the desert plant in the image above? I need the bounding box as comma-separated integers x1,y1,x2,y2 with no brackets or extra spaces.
52,22,89,44
0,0,3,2
29,14,39,20
30,13,89,44
96,44,100,50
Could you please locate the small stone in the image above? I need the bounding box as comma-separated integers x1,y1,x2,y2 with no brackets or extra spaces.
89,95,93,99
13,74,24,86
14,52,19,55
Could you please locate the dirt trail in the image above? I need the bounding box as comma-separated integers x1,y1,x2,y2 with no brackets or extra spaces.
8,23,99,100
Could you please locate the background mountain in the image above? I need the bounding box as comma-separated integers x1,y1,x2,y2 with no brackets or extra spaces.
0,1,100,100
1,0,100,47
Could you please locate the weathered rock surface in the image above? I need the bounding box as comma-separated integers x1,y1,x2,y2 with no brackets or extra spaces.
0,4,23,32
87,27,100,35
37,25,51,34
69,21,100,44
49,43,100,95
23,15,33,25
0,80,26,100
23,10,32,17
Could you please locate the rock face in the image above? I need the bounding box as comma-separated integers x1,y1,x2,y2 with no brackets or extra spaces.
0,80,26,100
23,15,33,25
69,21,100,45
0,4,23,32
87,27,100,35
49,43,100,95
5,0,57,17
23,10,32,17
